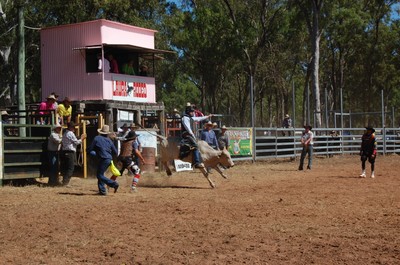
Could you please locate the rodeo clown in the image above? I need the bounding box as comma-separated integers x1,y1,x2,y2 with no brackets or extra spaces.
111,130,145,192
359,125,377,178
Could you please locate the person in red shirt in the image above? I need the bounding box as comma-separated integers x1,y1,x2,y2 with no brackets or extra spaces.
108,54,119,73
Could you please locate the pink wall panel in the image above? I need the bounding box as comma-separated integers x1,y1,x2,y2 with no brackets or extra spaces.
41,20,158,103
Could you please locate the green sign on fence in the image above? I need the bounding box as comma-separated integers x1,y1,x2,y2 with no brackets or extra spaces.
226,128,253,157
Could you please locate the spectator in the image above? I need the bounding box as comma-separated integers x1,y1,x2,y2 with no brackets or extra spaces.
97,53,102,72
298,125,314,170
201,121,219,150
122,59,136,75
108,54,119,73
51,92,60,109
282,114,292,136
172,108,181,119
56,97,72,125
38,95,57,125
87,125,119,195
1,110,10,136
139,65,148,76
218,125,230,150
47,124,62,186
61,122,87,186
359,125,377,178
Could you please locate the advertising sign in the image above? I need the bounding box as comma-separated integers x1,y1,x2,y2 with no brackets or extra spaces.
226,128,253,157
112,80,148,102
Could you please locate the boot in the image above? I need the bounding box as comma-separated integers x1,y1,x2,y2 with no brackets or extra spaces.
359,170,366,178
371,171,375,178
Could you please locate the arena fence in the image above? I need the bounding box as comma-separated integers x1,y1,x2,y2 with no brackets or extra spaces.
251,127,400,161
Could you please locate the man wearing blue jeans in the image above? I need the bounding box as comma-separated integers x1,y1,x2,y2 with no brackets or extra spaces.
299,125,314,170
181,106,212,168
87,125,119,195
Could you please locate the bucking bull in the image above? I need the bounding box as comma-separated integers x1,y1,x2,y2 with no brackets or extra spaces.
158,136,234,188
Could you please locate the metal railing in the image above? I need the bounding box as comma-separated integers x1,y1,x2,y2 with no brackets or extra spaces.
253,127,400,160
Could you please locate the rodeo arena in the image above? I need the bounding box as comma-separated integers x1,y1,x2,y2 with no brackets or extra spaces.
1,19,400,264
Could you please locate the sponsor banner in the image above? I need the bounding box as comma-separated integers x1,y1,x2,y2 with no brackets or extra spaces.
112,80,148,102
226,128,253,157
174,159,193,172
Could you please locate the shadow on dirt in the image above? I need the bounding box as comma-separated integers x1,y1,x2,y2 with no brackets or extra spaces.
2,178,45,187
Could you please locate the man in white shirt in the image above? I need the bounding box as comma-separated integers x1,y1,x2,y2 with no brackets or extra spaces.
298,124,314,170
181,106,212,168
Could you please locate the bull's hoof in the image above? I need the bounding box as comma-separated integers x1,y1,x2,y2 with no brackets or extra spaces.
210,183,216,188
222,173,228,179
166,171,172,176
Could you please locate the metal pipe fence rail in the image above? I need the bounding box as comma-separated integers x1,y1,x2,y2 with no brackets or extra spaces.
252,127,400,161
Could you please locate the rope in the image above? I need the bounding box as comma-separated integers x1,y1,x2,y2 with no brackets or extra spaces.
77,142,84,167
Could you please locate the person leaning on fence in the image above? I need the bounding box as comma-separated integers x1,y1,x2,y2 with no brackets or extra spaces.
61,122,87,186
181,106,212,168
298,124,314,170
56,97,72,125
1,110,10,136
218,125,230,150
38,94,57,125
47,124,63,186
87,125,120,195
359,125,377,178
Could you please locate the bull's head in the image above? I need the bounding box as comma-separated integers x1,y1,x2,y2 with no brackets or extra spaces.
219,147,234,168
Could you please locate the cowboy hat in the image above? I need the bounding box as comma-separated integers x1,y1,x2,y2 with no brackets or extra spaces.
212,122,218,128
221,125,228,130
1,110,9,116
52,124,62,130
67,121,76,128
185,106,195,114
97,124,113,134
304,124,312,130
285,114,290,118
205,121,213,126
125,130,138,140
120,123,129,129
365,125,375,133
47,95,57,100
173,108,179,113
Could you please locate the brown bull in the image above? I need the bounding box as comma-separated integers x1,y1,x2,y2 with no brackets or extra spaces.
159,137,234,188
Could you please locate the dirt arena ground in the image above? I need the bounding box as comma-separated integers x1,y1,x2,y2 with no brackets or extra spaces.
0,154,399,265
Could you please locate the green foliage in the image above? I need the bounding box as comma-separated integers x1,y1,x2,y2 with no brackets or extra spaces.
1,0,399,127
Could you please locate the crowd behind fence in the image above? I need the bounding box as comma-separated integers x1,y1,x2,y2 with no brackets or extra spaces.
251,127,400,160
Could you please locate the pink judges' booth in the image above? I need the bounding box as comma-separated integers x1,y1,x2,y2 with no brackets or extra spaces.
40,19,169,103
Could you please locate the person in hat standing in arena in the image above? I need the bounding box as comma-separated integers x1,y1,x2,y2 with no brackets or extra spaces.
359,125,377,178
282,114,292,136
87,125,120,195
298,124,314,170
181,106,212,168
47,124,63,186
61,122,87,186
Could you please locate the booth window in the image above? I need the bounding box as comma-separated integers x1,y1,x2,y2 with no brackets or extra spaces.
86,48,102,73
